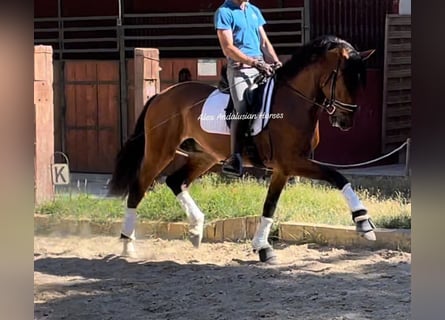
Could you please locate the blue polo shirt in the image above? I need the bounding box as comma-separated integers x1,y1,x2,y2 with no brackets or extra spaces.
214,0,266,58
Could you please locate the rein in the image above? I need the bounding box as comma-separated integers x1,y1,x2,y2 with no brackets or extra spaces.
279,58,359,115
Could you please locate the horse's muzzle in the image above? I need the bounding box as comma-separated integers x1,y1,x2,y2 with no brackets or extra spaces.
329,116,353,131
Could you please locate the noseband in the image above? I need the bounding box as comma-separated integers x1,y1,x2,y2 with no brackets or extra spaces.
321,59,359,115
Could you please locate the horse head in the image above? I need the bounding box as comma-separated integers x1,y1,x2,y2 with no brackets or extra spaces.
277,36,375,132
319,44,375,131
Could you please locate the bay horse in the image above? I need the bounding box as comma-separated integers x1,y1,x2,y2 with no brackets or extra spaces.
109,35,376,263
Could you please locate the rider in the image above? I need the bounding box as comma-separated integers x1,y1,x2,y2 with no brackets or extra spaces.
214,0,282,177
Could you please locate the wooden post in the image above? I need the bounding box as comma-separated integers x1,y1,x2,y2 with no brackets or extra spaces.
133,48,160,130
34,45,55,204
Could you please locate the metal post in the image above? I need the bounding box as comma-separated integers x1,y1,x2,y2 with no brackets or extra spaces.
303,0,311,44
404,138,411,176
118,0,128,144
57,0,63,60
58,0,66,154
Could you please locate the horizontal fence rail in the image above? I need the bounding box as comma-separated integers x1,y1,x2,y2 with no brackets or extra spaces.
34,7,304,59
34,16,119,58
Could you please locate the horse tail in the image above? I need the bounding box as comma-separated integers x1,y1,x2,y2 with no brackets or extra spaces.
108,94,158,197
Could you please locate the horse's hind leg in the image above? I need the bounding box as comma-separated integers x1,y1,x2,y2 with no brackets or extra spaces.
165,153,218,248
253,171,288,263
290,160,376,241
121,142,178,257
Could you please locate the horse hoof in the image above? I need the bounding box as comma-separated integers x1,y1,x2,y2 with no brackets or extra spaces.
189,234,201,248
121,239,137,257
360,230,376,241
258,247,278,264
121,249,137,258
189,222,204,248
121,246,137,258
356,218,376,241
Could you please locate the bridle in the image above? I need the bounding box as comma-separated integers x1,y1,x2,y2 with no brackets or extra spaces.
320,58,359,115
280,57,360,115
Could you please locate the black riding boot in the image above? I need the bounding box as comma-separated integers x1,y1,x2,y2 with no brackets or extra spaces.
222,118,247,177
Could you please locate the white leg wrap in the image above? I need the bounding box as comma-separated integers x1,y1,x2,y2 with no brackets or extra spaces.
341,183,367,213
121,208,137,240
342,184,376,241
177,191,205,247
252,217,273,251
176,191,205,225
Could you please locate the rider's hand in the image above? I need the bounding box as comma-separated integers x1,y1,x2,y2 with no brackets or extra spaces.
252,60,275,77
272,61,283,70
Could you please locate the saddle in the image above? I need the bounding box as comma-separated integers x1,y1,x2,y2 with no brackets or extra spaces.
217,65,271,168
217,66,270,130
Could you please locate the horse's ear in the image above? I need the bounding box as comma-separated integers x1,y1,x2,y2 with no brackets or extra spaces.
359,49,375,61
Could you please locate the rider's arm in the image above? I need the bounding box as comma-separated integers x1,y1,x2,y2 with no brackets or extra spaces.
258,26,281,64
216,29,257,66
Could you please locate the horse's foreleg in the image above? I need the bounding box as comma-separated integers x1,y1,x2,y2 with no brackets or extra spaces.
166,154,217,248
291,161,376,241
253,172,288,263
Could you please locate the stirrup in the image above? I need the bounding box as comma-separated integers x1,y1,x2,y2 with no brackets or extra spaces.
221,165,243,178
222,154,243,177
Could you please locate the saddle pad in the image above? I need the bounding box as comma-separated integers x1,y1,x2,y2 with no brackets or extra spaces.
199,78,276,136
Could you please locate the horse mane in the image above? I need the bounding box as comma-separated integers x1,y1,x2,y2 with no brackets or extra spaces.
276,35,367,88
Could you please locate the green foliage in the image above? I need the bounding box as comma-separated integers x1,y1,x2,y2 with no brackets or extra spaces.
35,194,124,222
36,174,411,228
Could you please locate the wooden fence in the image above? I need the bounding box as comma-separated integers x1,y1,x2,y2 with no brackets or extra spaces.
53,49,160,173
381,14,411,154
